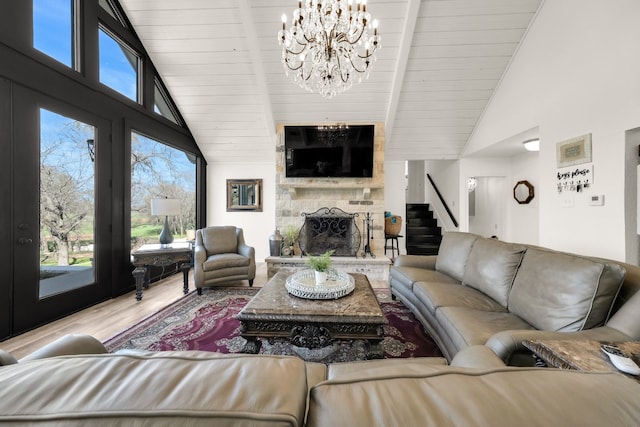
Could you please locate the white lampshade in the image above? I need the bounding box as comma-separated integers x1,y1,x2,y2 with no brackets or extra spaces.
150,198,181,216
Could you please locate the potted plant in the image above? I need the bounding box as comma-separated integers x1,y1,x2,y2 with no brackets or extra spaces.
307,250,335,285
281,225,299,257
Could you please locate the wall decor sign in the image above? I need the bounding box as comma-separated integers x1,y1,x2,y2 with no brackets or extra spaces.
556,133,592,168
556,164,593,193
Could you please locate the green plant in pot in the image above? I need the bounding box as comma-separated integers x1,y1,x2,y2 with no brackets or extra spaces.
307,250,335,285
281,226,299,257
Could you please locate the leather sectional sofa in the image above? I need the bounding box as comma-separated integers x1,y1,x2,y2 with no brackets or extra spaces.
390,231,640,365
1,334,639,426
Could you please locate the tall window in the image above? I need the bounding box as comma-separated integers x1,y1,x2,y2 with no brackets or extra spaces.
39,109,96,298
33,0,73,67
98,27,139,102
131,132,196,250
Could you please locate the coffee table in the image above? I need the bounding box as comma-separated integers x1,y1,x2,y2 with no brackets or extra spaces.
236,271,388,359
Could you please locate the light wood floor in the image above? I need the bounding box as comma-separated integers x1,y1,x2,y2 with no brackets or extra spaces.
1,263,389,359
0,264,271,359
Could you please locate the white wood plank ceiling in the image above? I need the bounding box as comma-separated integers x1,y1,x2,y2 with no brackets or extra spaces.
119,0,543,163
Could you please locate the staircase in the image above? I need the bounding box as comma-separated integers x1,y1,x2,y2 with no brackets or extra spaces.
405,203,442,255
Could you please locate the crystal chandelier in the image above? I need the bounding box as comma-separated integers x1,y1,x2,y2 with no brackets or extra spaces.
278,0,381,98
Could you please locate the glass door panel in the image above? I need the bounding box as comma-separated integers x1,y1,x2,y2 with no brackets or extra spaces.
39,109,96,298
12,86,111,334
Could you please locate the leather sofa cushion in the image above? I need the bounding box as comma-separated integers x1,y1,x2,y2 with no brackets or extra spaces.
435,306,534,350
390,265,460,291
203,253,250,271
435,232,479,282
508,248,626,332
307,367,640,427
0,352,308,426
202,226,238,254
462,238,526,307
414,281,507,315
326,357,447,382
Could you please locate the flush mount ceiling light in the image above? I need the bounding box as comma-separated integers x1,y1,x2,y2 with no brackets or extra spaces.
278,0,381,98
523,138,540,152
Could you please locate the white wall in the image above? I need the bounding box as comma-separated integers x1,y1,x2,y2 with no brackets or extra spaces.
207,162,276,262
425,160,460,232
468,177,506,239
509,152,540,244
384,161,407,255
463,0,640,261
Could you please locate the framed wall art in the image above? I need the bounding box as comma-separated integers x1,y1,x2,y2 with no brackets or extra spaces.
556,133,592,168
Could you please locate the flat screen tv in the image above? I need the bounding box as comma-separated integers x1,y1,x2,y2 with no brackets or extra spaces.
284,125,375,178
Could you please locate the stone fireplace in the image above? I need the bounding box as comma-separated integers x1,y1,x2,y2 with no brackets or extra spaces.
268,123,390,281
274,123,386,257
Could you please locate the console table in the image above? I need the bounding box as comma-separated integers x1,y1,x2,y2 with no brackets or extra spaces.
131,243,192,301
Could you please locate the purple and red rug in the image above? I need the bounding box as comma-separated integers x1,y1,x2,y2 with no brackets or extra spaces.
104,287,442,363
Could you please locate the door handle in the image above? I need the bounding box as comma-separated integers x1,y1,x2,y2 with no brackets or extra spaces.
17,238,33,245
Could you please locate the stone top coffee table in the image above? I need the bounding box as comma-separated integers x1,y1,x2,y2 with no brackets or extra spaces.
236,271,388,359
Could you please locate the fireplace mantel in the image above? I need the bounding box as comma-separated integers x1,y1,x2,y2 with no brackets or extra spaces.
280,182,383,200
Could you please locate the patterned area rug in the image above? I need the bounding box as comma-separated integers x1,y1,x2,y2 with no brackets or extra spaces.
104,287,442,363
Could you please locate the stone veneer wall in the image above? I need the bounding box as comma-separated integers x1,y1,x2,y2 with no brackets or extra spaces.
275,123,386,257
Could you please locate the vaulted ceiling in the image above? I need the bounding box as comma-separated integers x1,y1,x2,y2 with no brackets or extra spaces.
119,0,543,164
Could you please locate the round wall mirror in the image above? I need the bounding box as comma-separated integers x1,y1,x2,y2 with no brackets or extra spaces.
513,180,534,204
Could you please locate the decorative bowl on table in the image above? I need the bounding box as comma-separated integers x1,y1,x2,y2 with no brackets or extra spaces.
285,269,355,300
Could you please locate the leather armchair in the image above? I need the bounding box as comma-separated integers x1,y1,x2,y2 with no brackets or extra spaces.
194,226,255,294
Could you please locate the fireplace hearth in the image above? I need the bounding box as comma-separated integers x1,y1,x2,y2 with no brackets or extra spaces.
298,207,361,257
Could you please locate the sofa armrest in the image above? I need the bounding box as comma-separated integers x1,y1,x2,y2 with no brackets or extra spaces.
237,242,255,260
450,345,506,369
486,327,632,364
392,254,437,270
194,244,207,265
19,334,108,362
0,350,18,366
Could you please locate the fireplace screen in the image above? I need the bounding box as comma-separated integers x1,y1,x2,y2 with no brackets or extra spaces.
298,207,361,257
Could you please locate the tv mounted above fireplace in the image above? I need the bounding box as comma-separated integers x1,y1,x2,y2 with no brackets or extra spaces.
284,125,374,178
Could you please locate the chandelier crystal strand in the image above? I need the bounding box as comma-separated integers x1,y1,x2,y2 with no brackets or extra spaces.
278,0,380,98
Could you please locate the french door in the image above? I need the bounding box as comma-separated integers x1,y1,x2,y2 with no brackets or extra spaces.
9,86,112,334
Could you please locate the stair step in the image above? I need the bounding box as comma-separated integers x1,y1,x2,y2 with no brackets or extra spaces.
405,226,440,235
405,210,434,220
406,218,438,227
405,203,442,256
406,244,440,256
407,235,442,244
406,203,432,210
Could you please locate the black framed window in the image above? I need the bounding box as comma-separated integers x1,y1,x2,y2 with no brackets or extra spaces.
98,26,140,102
33,0,74,68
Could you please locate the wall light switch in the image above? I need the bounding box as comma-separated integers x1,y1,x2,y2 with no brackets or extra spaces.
562,196,574,208
589,194,605,206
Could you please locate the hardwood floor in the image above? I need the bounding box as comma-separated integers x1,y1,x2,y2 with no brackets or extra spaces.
0,264,271,359
1,262,389,359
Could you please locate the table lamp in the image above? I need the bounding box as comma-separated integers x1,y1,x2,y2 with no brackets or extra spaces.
150,198,181,245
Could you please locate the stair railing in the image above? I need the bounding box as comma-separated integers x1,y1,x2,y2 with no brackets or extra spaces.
426,174,459,228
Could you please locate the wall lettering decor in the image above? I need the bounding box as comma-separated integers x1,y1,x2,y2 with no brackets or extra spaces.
556,164,593,193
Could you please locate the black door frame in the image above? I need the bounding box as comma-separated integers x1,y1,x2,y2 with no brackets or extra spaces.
11,85,113,334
